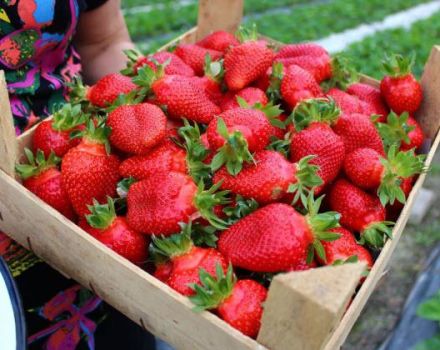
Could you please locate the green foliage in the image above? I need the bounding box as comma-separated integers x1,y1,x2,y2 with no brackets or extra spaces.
415,291,440,350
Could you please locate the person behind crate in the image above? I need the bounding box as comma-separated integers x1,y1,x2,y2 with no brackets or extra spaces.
0,1,156,349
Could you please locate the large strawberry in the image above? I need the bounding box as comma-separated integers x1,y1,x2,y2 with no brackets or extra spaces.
326,88,370,115
190,264,267,338
344,145,425,205
127,172,229,235
61,120,120,216
208,108,272,175
16,149,75,220
80,197,148,264
220,87,268,111
289,98,345,190
214,150,322,204
32,104,87,158
224,25,274,91
218,198,340,272
380,54,422,114
346,83,388,122
196,30,240,53
134,65,221,124
175,44,223,76
151,224,227,296
281,65,322,109
87,73,137,108
107,103,167,155
328,178,393,247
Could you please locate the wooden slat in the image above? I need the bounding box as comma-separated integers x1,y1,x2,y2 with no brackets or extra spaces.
0,170,264,350
0,71,17,177
196,0,244,40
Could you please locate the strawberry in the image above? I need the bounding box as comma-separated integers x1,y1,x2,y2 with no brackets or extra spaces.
343,145,425,205
16,149,75,220
193,56,224,105
220,87,268,111
107,103,167,155
289,98,345,190
326,88,370,115
207,108,272,175
79,198,148,264
61,120,120,216
328,178,393,247
276,43,329,59
213,150,322,204
32,104,87,158
380,54,422,114
87,73,137,108
320,227,373,268
375,112,424,151
196,30,240,53
346,83,388,122
190,264,267,338
134,66,221,124
175,44,223,76
151,225,227,296
154,261,173,282
127,172,229,235
224,26,274,91
281,65,322,109
333,112,385,155
119,139,187,180
218,197,340,272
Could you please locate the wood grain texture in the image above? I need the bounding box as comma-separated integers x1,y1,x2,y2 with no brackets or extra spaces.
196,0,244,40
258,263,367,350
0,71,17,177
416,46,440,139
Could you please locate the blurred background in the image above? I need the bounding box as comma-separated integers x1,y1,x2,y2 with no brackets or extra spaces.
122,1,440,349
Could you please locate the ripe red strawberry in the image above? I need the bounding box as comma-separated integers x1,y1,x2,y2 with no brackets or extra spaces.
320,227,373,268
79,198,148,264
119,140,187,180
32,104,86,158
218,199,340,272
107,103,167,155
220,87,268,111
154,261,173,282
326,88,370,115
196,30,240,53
346,83,389,122
127,172,229,235
214,150,322,204
402,116,424,151
16,149,75,220
333,112,385,155
328,179,393,247
224,26,274,91
343,146,425,205
61,121,120,216
190,265,267,338
276,42,329,59
175,44,223,76
281,65,322,108
289,99,345,190
87,73,137,108
380,54,422,114
207,108,272,175
192,56,224,105
151,225,227,296
134,67,221,124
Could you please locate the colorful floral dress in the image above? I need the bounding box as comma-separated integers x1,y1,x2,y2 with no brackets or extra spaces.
0,1,155,349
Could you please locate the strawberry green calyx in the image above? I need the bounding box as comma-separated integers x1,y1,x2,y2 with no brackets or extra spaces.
236,23,259,43
289,97,341,132
223,195,259,225
151,222,194,259
132,60,169,96
382,53,415,77
378,145,426,206
210,117,255,176
332,255,360,266
267,62,284,102
121,48,144,76
86,197,117,230
288,155,323,206
16,149,60,180
52,103,87,132
360,221,394,248
321,55,359,92
304,194,341,264
267,132,292,158
237,97,285,129
194,181,231,230
204,55,224,84
178,119,212,183
67,76,88,106
375,112,415,151
190,264,236,312
73,118,112,154
191,223,218,248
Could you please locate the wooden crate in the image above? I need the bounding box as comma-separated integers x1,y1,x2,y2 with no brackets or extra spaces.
0,1,440,349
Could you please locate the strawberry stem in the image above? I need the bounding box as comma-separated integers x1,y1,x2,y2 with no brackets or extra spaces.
236,23,259,43
86,197,117,230
382,53,415,78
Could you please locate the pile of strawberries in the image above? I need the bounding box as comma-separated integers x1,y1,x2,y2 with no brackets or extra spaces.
17,26,427,338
